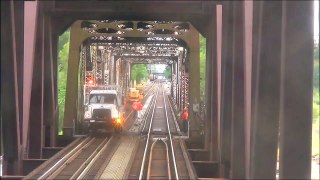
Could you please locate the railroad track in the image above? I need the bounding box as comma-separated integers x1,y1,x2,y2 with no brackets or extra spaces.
25,82,196,180
24,136,111,180
124,82,158,131
138,83,179,180
147,139,171,179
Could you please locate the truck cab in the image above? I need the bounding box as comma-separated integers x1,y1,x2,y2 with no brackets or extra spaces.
83,89,122,132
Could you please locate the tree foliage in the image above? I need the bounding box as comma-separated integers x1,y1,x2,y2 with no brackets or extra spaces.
57,30,70,134
313,46,319,123
312,45,319,156
314,46,319,91
164,65,172,79
131,64,148,83
199,34,206,100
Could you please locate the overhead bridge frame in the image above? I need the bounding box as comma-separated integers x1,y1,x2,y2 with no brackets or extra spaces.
1,1,314,179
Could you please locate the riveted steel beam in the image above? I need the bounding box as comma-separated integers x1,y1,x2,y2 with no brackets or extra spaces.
186,26,201,140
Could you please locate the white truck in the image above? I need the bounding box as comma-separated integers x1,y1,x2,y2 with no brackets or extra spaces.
83,86,123,132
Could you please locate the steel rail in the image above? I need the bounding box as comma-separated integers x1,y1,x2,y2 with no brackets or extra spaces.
141,98,157,133
166,93,182,133
76,136,114,180
147,139,171,179
138,83,160,180
46,137,97,179
70,137,110,179
37,137,92,180
144,82,156,98
141,82,158,133
162,83,179,180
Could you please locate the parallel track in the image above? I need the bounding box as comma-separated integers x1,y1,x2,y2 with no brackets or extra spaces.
27,136,111,180
139,83,179,180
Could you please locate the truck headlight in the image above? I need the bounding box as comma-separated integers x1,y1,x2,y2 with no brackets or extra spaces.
84,111,92,119
116,118,121,124
113,117,122,124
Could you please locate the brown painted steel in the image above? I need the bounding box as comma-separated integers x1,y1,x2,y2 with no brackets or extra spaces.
230,1,246,179
1,0,20,175
28,2,44,159
187,28,201,138
250,1,282,179
43,15,57,147
10,0,25,174
0,0,315,178
220,1,234,178
63,21,86,136
243,2,253,178
279,1,314,179
12,1,25,147
22,1,39,160
204,5,219,162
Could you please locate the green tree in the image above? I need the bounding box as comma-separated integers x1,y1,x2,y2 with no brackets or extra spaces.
57,30,70,135
199,34,206,100
164,65,172,79
312,46,319,156
131,64,148,83
313,46,319,91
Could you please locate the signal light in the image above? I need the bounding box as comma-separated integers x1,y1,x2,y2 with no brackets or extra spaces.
86,76,94,85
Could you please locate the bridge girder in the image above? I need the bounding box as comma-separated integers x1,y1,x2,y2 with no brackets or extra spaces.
0,1,315,179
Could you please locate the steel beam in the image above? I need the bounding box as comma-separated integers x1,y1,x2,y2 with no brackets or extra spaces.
12,1,25,146
230,1,246,179
204,5,219,161
220,1,234,177
28,2,44,159
23,0,39,159
216,4,222,166
63,21,87,137
43,15,57,147
279,1,314,179
52,1,210,14
1,0,20,175
187,27,201,138
250,1,282,179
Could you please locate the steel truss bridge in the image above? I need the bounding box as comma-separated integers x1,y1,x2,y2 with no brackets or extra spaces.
1,0,315,179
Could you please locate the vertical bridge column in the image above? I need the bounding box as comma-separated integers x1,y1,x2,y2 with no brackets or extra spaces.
230,1,246,179
220,1,234,177
1,0,23,175
250,1,282,179
63,21,87,137
279,1,313,179
187,27,201,140
205,5,218,161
